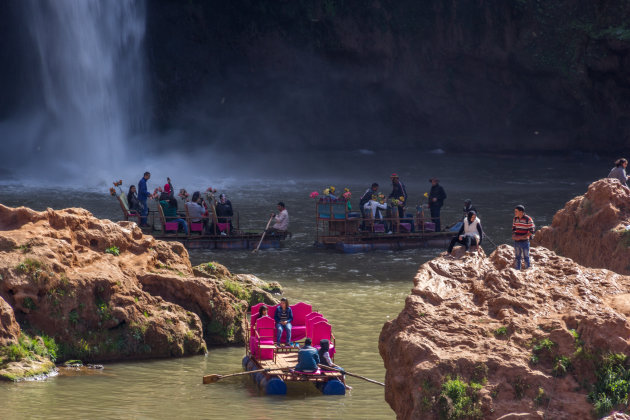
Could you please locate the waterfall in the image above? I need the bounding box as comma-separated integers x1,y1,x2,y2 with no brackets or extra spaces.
23,0,147,179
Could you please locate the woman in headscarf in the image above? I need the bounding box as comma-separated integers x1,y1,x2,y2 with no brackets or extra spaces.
318,339,352,390
447,211,483,255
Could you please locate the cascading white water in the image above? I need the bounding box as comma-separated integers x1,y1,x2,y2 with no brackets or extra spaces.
24,0,147,179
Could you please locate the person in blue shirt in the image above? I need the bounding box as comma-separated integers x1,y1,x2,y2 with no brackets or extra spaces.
138,171,151,227
274,297,294,347
294,338,319,372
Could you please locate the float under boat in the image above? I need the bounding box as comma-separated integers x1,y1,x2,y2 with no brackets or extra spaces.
114,192,290,250
243,302,347,395
314,200,452,253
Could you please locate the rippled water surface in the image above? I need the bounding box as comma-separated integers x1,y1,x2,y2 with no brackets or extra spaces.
0,152,611,419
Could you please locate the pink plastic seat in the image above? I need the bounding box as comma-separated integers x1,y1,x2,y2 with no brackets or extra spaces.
307,315,327,339
287,302,312,342
217,223,230,234
374,224,385,233
312,321,335,356
400,223,411,233
251,316,275,360
423,222,436,232
251,303,265,315
190,222,204,232
293,368,321,375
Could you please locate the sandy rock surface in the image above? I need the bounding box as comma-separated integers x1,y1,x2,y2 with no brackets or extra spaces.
0,205,254,366
380,245,630,419
532,178,630,275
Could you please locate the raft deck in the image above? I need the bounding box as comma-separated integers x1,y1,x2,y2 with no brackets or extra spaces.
254,348,343,383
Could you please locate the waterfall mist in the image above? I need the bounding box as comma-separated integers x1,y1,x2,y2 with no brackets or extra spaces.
0,0,148,184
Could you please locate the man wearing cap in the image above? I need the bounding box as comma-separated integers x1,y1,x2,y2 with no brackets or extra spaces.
512,205,535,270
388,174,407,219
428,178,447,232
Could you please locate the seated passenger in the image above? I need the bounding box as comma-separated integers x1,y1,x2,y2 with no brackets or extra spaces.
159,177,174,201
127,185,142,214
294,338,319,373
447,211,483,255
258,305,268,318
215,193,234,233
160,197,188,234
274,297,294,347
185,191,208,232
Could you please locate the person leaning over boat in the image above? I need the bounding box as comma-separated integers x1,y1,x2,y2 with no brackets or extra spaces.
160,197,188,234
447,211,483,255
388,174,407,219
266,202,289,235
138,171,151,227
608,158,630,188
428,178,447,232
294,338,319,372
318,339,352,390
274,298,294,347
513,205,535,270
185,192,208,232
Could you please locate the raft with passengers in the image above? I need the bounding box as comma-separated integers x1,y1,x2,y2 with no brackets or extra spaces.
109,175,290,251
241,300,348,395
313,175,453,253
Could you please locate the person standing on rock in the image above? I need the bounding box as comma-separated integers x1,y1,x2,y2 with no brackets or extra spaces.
608,158,629,188
428,178,447,232
138,171,151,227
512,205,535,270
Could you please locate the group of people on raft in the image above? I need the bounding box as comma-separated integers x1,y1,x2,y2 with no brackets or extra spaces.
357,173,447,233
126,172,289,236
256,298,351,390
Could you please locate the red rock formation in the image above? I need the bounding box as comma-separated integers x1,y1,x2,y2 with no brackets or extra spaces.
0,295,20,346
380,245,630,419
0,205,250,363
532,178,630,275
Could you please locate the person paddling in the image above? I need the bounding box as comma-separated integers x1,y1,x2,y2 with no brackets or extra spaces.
318,339,352,390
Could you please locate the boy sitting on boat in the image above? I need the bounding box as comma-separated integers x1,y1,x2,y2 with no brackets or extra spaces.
294,338,320,372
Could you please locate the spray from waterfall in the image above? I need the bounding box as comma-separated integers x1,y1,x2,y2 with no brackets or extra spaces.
14,0,147,183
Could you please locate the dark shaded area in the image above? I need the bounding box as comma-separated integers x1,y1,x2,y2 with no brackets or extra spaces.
3,0,630,154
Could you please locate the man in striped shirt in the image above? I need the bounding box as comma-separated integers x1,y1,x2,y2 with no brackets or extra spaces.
512,205,535,270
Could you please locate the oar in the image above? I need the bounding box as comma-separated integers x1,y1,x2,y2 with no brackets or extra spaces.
252,215,274,254
203,367,290,384
317,364,385,387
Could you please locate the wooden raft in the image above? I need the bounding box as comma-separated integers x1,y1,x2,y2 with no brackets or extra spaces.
256,351,342,382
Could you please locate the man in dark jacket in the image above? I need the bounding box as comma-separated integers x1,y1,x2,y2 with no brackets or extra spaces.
388,174,407,219
428,178,447,232
138,171,151,227
359,183,379,227
294,338,320,372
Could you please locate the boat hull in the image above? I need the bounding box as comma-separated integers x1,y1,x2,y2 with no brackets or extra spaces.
316,232,452,253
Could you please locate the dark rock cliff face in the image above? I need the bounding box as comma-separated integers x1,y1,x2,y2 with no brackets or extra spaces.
145,0,630,152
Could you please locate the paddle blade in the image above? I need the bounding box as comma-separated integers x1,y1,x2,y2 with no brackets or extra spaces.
202,374,221,384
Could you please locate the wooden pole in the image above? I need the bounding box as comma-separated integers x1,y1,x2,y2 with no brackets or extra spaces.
317,364,385,386
252,215,274,253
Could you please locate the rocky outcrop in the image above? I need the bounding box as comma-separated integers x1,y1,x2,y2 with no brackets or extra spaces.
380,245,630,419
0,205,264,375
532,179,630,275
0,295,19,346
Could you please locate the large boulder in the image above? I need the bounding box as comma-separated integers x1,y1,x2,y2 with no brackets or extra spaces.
0,295,20,346
379,245,630,419
532,178,630,275
0,205,254,369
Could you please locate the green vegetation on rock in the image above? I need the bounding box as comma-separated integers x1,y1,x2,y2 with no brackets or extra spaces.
588,353,630,418
438,377,483,420
0,333,58,381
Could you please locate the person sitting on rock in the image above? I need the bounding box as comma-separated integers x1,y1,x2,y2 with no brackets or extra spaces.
608,158,630,188
274,297,294,347
160,197,188,234
319,339,352,390
294,338,319,372
512,205,535,270
447,211,483,255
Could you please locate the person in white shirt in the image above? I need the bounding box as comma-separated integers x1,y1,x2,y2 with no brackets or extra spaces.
447,211,483,254
185,191,208,231
267,202,289,234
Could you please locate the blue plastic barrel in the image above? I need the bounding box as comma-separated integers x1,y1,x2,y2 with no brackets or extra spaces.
322,379,346,395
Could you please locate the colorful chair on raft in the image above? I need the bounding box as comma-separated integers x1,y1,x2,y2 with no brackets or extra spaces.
250,315,276,360
157,203,180,234
117,193,142,225
312,320,335,357
184,205,207,235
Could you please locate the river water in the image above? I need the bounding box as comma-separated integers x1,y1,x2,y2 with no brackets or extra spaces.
0,152,611,419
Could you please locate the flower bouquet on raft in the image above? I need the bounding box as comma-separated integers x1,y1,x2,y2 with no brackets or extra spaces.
178,189,190,202
205,187,217,205
109,180,124,196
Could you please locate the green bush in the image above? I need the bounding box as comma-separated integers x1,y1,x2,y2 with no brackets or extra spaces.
105,246,120,256
588,353,630,418
438,377,483,419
